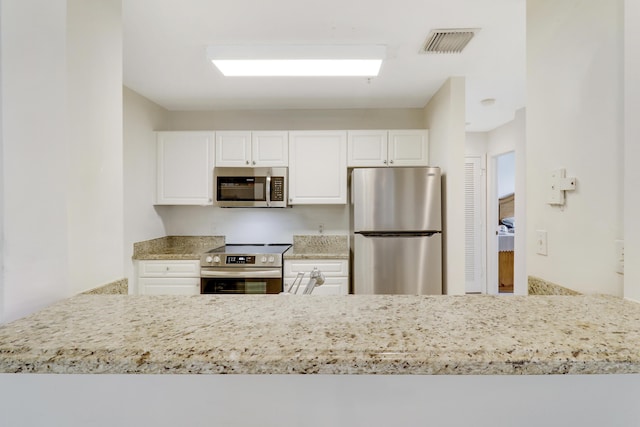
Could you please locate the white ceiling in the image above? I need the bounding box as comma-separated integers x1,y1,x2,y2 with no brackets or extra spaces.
123,0,526,132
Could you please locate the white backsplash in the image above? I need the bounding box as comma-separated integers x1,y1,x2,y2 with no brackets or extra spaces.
155,204,349,243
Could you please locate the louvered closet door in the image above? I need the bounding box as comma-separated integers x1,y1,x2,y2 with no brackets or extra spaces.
465,156,485,293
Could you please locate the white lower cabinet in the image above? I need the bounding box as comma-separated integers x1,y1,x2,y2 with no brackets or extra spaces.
283,259,349,295
135,260,200,295
137,277,200,295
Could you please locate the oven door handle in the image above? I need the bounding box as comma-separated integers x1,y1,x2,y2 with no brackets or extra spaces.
200,268,282,279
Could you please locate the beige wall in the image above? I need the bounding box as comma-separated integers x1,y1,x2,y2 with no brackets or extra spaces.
1,0,70,321
527,0,624,296
67,0,124,295
146,107,428,251
423,77,467,295
1,0,123,321
121,93,433,278
165,108,426,131
624,0,640,301
123,87,169,287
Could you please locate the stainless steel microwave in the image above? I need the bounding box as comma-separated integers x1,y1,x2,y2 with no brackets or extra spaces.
214,167,288,208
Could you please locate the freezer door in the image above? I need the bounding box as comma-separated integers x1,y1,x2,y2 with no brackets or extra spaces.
352,167,441,232
353,233,442,295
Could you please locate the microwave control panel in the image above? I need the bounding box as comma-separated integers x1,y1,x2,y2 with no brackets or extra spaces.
271,177,284,201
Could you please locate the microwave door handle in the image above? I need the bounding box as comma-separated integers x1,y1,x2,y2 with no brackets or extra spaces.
266,175,272,207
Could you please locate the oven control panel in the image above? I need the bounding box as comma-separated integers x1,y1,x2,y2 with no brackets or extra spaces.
226,256,255,265
201,247,288,268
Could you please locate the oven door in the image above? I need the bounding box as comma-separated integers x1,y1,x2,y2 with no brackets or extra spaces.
200,268,283,294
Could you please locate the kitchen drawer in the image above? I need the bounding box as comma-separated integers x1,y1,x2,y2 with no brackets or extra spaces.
284,259,348,277
137,260,200,278
138,278,200,295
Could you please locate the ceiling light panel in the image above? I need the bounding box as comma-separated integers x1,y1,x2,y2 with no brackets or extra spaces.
211,59,382,77
207,45,386,77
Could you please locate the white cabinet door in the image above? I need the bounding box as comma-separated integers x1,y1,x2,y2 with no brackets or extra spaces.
216,131,288,167
135,260,200,295
138,277,200,295
288,131,347,204
347,130,389,167
215,131,252,167
388,130,429,166
156,131,215,205
252,131,289,167
283,259,349,295
310,277,349,295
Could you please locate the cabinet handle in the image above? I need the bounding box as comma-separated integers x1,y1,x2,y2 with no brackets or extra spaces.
246,160,249,165
389,160,394,164
252,160,256,165
383,160,387,164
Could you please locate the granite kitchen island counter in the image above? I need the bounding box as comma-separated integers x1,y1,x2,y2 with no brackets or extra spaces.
1,294,640,375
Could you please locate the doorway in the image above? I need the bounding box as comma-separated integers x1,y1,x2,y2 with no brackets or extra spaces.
491,151,515,294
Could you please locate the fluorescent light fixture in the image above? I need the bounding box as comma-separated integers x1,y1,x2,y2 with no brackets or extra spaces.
207,45,386,77
211,59,382,77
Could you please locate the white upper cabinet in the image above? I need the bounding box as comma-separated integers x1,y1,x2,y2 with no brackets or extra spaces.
156,131,215,205
347,130,388,167
215,131,251,167
252,131,289,166
347,129,429,167
215,131,288,167
387,129,429,166
288,131,347,204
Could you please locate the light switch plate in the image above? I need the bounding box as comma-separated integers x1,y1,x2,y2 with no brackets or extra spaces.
536,230,548,256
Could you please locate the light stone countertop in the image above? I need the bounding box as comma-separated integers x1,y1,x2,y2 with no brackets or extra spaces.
1,294,639,375
132,236,225,260
284,235,349,260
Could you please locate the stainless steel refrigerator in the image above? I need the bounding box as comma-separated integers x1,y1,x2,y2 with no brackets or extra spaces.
351,167,442,295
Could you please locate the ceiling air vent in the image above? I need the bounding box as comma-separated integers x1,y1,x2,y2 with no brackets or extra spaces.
420,28,479,54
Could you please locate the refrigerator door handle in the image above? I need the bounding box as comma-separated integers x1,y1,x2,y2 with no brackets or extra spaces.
358,231,440,238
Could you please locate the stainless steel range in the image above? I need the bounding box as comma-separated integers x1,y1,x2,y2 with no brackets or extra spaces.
200,244,291,294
